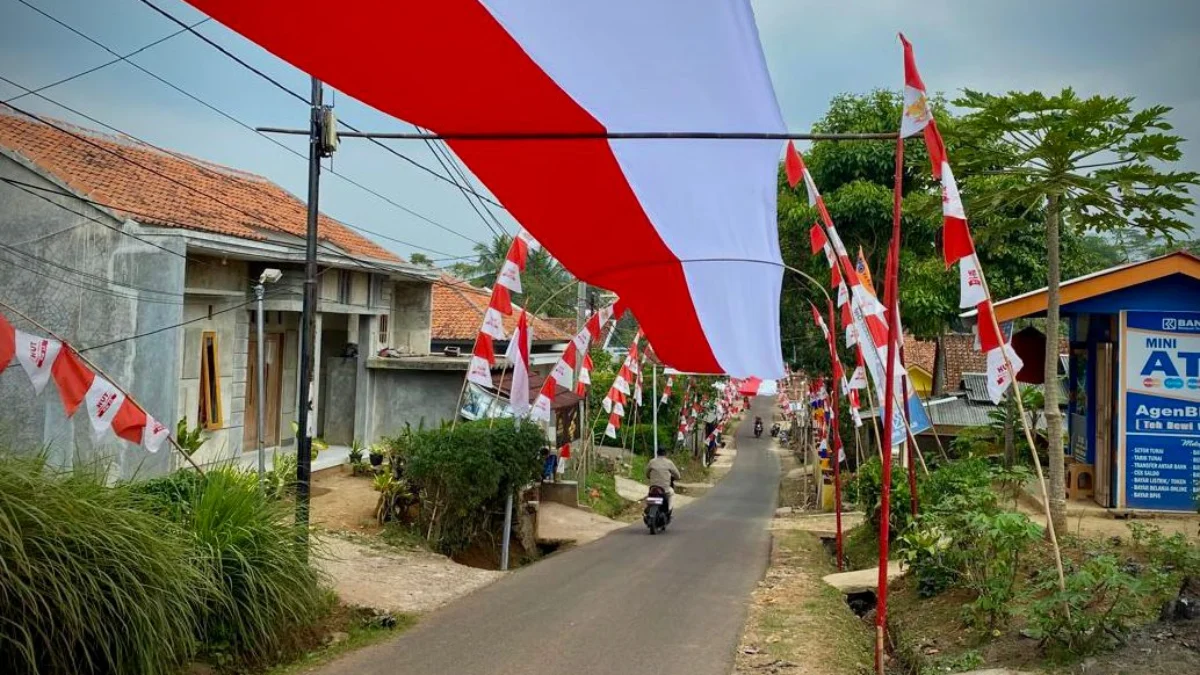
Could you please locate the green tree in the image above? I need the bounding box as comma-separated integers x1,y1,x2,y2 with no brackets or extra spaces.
408,252,434,266
955,89,1198,533
451,233,576,317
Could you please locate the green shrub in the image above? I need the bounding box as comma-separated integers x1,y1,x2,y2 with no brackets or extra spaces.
0,456,210,675
1129,522,1200,577
406,418,544,555
591,419,674,455
175,467,329,665
958,511,1041,630
1026,555,1159,657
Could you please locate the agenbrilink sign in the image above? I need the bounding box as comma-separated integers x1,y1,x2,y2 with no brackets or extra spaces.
1119,311,1200,511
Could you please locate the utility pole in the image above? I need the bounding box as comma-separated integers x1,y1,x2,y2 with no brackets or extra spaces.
652,365,658,457
575,280,587,499
296,77,325,535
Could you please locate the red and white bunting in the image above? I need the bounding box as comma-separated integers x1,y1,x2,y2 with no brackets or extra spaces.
660,375,674,405
15,330,62,394
903,35,1021,401
1,311,171,455
530,301,621,423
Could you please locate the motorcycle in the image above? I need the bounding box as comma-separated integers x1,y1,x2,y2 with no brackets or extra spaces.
770,423,781,437
643,484,673,534
753,420,763,438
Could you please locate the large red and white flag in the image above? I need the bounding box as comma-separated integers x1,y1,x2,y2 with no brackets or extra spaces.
504,310,532,417
186,0,788,379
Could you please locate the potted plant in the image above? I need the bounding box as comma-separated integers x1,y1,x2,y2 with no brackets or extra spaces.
368,444,385,467
348,438,364,465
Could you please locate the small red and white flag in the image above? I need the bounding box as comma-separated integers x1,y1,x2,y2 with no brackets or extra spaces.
496,234,530,293
661,375,674,405
986,343,1024,404
467,335,495,388
83,375,126,440
958,253,988,309
142,414,170,453
51,347,94,417
940,166,977,271
604,411,621,440
0,313,15,374
15,330,62,394
899,34,947,176
480,289,510,340
504,310,532,418
575,352,594,397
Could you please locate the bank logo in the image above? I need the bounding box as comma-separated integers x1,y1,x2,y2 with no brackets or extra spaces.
1165,377,1185,390
1164,318,1177,330
1188,378,1200,390
1143,377,1160,388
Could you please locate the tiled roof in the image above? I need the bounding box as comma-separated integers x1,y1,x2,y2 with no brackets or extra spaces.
903,333,936,373
942,333,989,388
0,112,399,262
431,275,573,342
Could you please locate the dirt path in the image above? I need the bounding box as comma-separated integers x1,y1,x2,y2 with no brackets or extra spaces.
318,535,503,614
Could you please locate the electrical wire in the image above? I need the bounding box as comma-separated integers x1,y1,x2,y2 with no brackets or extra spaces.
132,0,508,211
0,73,472,255
0,240,185,298
2,16,209,104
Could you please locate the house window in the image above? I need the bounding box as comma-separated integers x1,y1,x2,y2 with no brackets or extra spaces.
378,314,389,347
198,331,223,429
338,270,352,304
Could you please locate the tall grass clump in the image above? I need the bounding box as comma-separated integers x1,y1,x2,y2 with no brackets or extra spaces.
173,467,329,665
0,455,209,675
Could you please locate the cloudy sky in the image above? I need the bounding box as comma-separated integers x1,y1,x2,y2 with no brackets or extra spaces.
2,0,1197,262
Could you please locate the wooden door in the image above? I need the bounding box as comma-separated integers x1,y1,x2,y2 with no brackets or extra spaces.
245,334,284,449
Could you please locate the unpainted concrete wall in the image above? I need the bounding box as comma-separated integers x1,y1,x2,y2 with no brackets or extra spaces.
368,367,463,441
0,154,183,479
392,281,432,355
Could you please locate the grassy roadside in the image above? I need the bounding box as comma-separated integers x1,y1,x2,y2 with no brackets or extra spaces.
735,530,873,675
263,611,417,675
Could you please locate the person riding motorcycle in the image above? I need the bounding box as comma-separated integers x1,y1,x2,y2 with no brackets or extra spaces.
753,416,764,438
645,448,681,513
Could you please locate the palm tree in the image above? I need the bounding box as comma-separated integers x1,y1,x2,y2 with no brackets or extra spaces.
451,233,577,317
957,89,1197,532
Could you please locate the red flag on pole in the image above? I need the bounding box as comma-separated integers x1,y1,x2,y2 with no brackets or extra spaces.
785,140,804,189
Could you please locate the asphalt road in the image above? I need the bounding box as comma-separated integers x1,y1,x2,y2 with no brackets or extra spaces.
319,396,780,675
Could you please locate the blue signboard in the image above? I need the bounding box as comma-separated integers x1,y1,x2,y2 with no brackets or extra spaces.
1121,311,1200,511
883,393,934,446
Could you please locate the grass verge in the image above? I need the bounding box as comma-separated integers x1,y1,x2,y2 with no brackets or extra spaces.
263,609,417,675
735,530,873,674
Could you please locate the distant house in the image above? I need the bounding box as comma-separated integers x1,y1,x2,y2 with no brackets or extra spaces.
428,274,573,361
0,111,439,476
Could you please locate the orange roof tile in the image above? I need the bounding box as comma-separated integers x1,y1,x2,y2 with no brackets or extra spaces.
902,333,937,374
432,275,573,342
0,111,399,262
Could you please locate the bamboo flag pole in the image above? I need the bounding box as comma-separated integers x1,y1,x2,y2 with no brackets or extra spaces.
874,135,906,675
0,301,204,475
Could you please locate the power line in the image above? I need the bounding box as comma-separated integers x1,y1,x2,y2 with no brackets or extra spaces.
1,16,209,105
2,7,482,252
132,0,508,211
0,250,185,306
0,240,185,298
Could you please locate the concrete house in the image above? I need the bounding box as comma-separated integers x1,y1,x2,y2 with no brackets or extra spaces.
0,112,437,477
